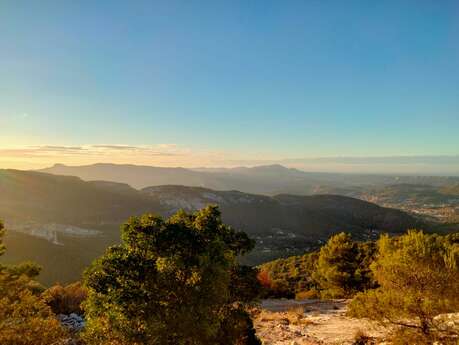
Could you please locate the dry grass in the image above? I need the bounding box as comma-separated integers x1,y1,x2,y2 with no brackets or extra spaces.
352,330,376,345
255,300,392,345
286,305,305,324
257,306,315,326
295,289,320,300
389,327,459,345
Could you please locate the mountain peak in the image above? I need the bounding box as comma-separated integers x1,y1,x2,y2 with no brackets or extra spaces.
247,164,302,174
253,164,289,171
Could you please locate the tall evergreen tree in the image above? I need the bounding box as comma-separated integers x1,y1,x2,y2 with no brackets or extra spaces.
314,232,375,298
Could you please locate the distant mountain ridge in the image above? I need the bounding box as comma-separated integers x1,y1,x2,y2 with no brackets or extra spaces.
39,163,459,195
40,163,208,190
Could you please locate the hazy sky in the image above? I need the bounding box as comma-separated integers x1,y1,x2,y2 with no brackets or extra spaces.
1,1,458,173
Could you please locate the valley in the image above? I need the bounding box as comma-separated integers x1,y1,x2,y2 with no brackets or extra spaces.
1,167,454,286
314,184,458,223
41,163,459,224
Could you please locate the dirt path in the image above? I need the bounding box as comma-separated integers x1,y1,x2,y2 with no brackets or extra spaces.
254,299,389,345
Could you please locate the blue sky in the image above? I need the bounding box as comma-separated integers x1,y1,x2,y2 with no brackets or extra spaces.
0,1,458,172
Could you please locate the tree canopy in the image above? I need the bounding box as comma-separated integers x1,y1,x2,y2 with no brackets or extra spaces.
313,232,377,298
83,206,261,345
348,230,459,341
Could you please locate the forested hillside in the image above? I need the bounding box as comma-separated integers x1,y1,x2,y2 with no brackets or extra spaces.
0,169,430,284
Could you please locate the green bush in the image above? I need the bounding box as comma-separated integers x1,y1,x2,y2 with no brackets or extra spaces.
258,251,318,298
259,233,378,299
82,206,261,345
348,230,459,340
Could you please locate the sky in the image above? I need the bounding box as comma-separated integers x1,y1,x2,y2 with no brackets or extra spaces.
0,1,458,174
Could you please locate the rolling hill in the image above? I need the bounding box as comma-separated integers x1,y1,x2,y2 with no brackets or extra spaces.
0,169,430,285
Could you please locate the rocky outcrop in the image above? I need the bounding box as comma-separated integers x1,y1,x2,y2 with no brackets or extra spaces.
57,313,85,332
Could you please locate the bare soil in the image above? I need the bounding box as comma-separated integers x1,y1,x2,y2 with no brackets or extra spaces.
254,299,390,345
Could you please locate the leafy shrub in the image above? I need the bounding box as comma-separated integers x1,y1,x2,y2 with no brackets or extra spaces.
43,281,87,315
257,269,272,289
216,307,261,345
295,289,320,300
0,220,68,345
348,230,459,340
82,206,261,345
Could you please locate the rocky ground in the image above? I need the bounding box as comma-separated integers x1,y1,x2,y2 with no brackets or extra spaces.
57,313,85,332
254,299,390,345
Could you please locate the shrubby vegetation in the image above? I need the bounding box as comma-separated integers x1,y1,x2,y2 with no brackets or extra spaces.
43,281,88,315
313,233,376,298
82,206,261,345
348,230,459,343
257,252,319,298
260,229,459,343
0,221,68,345
258,232,376,299
0,208,262,345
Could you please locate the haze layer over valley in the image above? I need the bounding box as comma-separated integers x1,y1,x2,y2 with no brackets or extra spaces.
40,162,459,192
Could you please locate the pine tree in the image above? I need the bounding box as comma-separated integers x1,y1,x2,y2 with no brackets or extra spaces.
348,230,459,340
